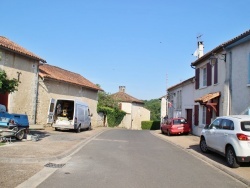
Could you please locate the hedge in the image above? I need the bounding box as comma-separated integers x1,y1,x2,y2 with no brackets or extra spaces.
141,121,160,130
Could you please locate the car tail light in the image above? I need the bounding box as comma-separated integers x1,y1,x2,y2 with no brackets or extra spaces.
236,133,250,141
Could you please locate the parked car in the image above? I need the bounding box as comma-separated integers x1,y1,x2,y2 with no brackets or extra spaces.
161,117,191,136
200,115,250,168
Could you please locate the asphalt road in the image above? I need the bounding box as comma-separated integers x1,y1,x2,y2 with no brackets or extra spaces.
36,129,246,188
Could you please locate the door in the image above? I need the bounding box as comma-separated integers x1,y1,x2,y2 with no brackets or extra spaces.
186,109,192,132
47,98,56,123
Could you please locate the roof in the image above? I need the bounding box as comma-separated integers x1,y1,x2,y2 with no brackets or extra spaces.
111,91,144,104
195,92,220,103
168,76,195,91
39,64,102,91
0,36,46,63
191,29,250,66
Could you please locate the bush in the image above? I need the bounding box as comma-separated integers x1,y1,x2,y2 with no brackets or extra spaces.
141,121,160,130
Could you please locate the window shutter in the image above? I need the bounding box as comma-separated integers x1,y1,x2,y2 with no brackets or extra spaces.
214,60,218,84
195,68,200,89
194,105,199,126
207,63,212,86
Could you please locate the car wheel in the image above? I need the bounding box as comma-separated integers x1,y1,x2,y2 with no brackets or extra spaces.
167,130,171,136
200,137,209,153
16,129,25,140
75,125,81,133
226,146,240,168
161,128,164,134
55,127,59,131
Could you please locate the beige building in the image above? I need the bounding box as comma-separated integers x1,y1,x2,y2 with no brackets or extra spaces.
0,36,46,124
37,64,102,127
111,86,150,130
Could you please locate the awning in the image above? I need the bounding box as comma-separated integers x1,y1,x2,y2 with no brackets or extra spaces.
195,92,220,103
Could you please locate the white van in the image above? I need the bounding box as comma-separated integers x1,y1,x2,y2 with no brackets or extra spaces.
48,99,92,133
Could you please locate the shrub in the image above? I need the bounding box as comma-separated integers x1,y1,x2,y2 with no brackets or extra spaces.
141,121,160,130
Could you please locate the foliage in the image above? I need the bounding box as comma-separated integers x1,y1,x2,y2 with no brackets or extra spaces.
141,121,160,130
0,70,19,94
98,91,119,109
144,99,161,121
97,91,126,127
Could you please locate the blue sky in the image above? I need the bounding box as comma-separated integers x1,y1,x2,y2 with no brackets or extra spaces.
1,0,249,100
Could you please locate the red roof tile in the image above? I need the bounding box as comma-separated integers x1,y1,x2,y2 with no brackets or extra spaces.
39,64,102,91
111,91,144,104
0,36,46,63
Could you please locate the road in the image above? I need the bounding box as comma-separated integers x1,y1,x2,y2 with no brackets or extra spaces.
35,129,246,188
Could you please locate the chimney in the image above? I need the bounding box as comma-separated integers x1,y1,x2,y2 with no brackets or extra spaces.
198,41,204,58
119,86,126,93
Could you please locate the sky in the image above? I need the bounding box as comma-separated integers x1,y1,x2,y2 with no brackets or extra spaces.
1,0,250,100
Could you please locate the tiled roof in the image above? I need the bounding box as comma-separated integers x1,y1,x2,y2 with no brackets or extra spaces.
0,36,46,63
39,64,102,91
191,29,250,66
111,91,144,104
195,92,220,103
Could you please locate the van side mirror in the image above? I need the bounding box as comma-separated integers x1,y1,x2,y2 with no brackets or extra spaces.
89,113,93,117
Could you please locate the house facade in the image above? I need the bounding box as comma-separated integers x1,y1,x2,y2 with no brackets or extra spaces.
191,29,250,136
111,86,150,130
37,64,102,127
0,36,46,124
167,77,195,131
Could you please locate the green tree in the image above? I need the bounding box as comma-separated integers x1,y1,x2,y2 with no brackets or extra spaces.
97,91,126,127
144,99,161,121
0,70,19,94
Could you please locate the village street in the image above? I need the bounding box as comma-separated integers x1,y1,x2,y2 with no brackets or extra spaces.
0,127,249,188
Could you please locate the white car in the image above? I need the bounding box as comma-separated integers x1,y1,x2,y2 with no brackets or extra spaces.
200,115,250,168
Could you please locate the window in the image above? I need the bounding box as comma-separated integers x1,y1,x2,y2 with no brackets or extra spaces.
200,67,207,87
221,119,234,130
241,121,250,131
176,90,182,109
209,118,221,129
202,106,206,125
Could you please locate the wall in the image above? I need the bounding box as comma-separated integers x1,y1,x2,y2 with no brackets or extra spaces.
118,102,150,130
0,49,39,124
36,78,99,127
230,40,250,115
193,57,226,136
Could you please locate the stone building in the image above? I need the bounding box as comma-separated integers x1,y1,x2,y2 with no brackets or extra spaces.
111,86,150,130
37,64,102,127
0,36,46,124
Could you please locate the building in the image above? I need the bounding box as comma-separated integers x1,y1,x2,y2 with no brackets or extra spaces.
111,86,150,130
0,36,46,124
37,64,102,127
191,29,250,135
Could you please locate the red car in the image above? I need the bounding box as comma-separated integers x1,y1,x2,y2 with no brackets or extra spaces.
161,117,190,136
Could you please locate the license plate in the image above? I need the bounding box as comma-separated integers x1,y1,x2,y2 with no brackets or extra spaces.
178,127,183,129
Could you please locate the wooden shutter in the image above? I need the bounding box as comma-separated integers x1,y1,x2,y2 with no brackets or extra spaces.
207,63,212,86
194,105,199,126
214,60,218,84
195,68,200,89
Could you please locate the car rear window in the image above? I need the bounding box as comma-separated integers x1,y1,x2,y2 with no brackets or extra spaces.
241,121,250,132
173,118,187,125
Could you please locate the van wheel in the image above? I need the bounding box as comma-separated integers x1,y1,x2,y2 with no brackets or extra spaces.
88,124,92,131
226,146,240,168
76,125,81,133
